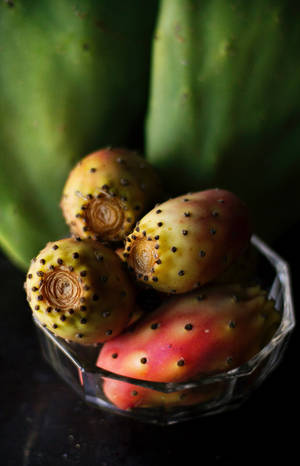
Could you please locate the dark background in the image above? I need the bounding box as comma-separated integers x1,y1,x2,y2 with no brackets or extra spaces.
0,224,298,466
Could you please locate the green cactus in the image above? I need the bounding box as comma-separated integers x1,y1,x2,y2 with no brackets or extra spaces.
0,0,158,270
146,0,300,241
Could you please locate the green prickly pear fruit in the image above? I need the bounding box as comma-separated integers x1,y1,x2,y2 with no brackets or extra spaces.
97,283,281,410
123,189,251,294
60,148,163,242
24,238,135,344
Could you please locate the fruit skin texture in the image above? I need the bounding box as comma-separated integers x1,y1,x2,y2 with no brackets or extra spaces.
0,0,159,270
123,189,251,294
145,0,300,241
60,148,163,242
24,238,135,344
97,283,281,410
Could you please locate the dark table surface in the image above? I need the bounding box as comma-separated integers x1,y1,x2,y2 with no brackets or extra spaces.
1,226,298,466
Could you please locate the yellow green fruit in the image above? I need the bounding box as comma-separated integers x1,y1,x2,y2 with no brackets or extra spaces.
60,147,163,242
24,237,135,344
123,189,251,293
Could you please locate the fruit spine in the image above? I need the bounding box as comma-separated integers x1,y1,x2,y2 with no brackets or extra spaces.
24,237,135,344
123,189,251,293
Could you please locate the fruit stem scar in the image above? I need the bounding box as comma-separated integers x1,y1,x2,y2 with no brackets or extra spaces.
127,237,158,276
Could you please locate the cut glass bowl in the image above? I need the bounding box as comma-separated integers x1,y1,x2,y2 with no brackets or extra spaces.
33,235,295,425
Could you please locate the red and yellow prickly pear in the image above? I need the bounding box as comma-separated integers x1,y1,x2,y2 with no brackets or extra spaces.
60,147,163,242
24,238,135,344
123,189,252,294
97,283,280,410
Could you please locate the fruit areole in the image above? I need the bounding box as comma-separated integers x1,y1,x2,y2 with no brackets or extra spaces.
145,0,300,241
0,0,158,270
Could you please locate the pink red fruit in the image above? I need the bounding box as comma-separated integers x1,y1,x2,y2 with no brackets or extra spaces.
97,283,280,409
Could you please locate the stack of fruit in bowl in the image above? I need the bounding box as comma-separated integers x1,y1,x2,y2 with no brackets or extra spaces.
24,147,293,423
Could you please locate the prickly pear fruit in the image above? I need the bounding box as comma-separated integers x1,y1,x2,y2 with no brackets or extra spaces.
24,238,135,344
97,283,280,410
98,379,222,410
123,189,251,294
60,148,163,242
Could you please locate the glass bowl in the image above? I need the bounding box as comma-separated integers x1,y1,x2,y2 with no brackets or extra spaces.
33,235,295,425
